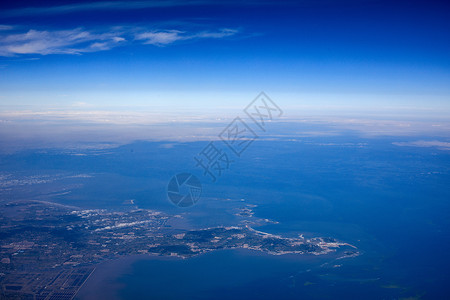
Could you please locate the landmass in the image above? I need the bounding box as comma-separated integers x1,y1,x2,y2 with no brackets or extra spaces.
0,200,358,299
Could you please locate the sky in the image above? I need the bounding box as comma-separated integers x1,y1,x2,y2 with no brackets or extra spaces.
0,0,449,117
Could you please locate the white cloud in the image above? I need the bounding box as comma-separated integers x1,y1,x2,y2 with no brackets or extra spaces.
135,28,238,46
0,28,125,56
135,30,185,45
0,27,239,56
193,28,238,38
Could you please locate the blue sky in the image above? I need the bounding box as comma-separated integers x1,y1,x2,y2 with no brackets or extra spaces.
0,0,449,114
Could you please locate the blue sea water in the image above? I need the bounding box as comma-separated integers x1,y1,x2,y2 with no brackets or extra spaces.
2,136,449,299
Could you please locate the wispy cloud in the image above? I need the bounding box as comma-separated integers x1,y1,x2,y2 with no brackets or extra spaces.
393,140,450,150
0,25,14,31
0,28,125,56
0,27,238,56
194,29,238,38
135,28,238,46
135,30,185,46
